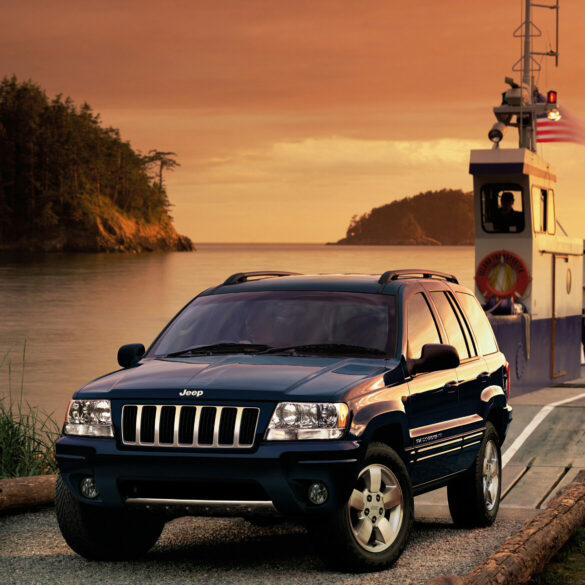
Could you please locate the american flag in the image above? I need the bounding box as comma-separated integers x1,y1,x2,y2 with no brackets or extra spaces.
536,106,585,145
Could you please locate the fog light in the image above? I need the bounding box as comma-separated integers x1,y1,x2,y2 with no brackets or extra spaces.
80,476,99,499
308,482,328,505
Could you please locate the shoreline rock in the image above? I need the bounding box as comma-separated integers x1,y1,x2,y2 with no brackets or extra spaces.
1,196,194,253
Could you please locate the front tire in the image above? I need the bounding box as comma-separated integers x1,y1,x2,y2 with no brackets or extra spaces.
312,442,413,572
55,475,165,560
447,422,501,527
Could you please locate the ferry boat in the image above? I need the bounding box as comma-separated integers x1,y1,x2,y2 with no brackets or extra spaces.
470,0,583,394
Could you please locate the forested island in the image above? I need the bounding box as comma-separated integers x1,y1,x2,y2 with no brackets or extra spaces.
0,77,192,252
335,189,474,245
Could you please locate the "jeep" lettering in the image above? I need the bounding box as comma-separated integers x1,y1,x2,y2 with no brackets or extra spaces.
179,389,204,397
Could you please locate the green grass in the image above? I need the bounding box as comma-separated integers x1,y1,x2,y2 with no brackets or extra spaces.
530,526,585,585
0,342,60,478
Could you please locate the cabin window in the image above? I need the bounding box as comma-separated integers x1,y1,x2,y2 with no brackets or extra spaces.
547,189,556,235
481,184,525,233
532,187,556,234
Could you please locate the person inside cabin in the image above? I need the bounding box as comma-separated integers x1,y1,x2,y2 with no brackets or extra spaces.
493,191,524,232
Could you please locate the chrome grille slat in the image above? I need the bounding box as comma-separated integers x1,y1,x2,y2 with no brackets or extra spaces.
173,405,182,446
154,405,162,445
122,404,259,449
212,406,223,447
233,407,244,446
193,406,202,447
136,405,143,444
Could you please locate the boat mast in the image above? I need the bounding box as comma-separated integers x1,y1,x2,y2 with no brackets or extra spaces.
520,0,534,150
522,0,532,90
489,0,559,152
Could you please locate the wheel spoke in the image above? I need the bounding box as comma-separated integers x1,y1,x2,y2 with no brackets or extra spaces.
354,518,373,545
374,517,395,545
486,484,494,506
365,466,382,493
349,489,365,511
383,485,402,509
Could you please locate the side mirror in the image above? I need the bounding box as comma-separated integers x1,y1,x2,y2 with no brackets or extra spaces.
408,343,460,376
118,343,145,369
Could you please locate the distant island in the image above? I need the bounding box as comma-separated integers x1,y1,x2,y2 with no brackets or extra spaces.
0,77,192,253
334,189,474,245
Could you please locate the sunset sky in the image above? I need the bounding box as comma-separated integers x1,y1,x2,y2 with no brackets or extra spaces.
3,0,585,242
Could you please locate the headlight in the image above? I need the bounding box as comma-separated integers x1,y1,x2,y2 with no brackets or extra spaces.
265,402,349,440
64,399,114,438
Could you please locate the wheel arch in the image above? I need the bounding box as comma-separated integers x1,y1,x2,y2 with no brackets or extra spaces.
480,386,510,446
486,406,509,446
359,412,410,462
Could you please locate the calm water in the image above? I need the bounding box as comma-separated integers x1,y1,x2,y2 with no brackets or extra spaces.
0,244,474,416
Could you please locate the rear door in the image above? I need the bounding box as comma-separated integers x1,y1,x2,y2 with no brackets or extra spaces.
405,291,462,484
429,291,488,423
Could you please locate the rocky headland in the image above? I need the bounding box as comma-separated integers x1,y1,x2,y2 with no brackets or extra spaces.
0,76,193,253
333,189,474,246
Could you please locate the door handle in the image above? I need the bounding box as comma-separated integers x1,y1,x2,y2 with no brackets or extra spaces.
444,381,458,394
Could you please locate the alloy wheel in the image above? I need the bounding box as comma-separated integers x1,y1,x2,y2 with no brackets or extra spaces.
482,440,500,511
347,463,403,553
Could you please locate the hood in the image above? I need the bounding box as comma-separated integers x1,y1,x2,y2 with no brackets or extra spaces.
75,355,396,402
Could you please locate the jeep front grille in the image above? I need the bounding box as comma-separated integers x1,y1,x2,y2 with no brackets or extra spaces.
121,405,259,448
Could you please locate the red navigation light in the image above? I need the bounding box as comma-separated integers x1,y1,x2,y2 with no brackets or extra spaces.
547,90,558,104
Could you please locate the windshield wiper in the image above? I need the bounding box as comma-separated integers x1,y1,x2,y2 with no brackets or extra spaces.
167,343,272,357
261,343,386,357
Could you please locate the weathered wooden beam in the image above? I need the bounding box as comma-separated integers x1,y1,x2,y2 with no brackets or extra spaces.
425,470,585,585
463,470,585,585
0,474,56,512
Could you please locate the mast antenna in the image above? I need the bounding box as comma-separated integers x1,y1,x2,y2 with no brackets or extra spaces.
489,0,560,152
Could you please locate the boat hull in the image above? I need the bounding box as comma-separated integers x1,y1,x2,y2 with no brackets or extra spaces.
489,313,582,395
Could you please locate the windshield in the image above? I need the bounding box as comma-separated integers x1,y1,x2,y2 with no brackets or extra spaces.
150,290,396,358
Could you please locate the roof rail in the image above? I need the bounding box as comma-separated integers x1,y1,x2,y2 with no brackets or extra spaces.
222,271,301,286
378,269,459,286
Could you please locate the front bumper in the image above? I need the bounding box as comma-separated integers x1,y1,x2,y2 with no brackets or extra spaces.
56,436,363,517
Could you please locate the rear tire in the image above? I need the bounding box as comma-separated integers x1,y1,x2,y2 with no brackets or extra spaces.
311,442,413,572
55,475,164,560
447,422,501,527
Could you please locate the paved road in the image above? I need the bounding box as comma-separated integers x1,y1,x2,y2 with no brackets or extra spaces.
2,380,584,585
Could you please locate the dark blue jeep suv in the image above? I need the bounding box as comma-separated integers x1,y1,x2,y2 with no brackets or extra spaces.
55,269,512,572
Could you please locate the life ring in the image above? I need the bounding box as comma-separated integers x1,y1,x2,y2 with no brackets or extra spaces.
475,250,531,299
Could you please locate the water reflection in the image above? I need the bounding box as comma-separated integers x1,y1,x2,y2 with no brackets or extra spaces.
0,245,473,414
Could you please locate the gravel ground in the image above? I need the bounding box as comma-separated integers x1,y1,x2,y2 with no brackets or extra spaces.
0,507,524,585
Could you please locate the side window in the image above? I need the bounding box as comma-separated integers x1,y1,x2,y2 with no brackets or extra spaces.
547,189,556,235
532,186,547,233
430,292,471,360
532,187,556,235
406,293,441,360
448,291,478,357
481,184,524,233
455,293,498,355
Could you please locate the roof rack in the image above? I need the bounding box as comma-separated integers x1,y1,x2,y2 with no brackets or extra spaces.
222,271,301,286
378,270,459,286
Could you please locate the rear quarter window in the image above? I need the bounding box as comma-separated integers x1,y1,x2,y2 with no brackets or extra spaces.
430,291,471,359
455,292,498,355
